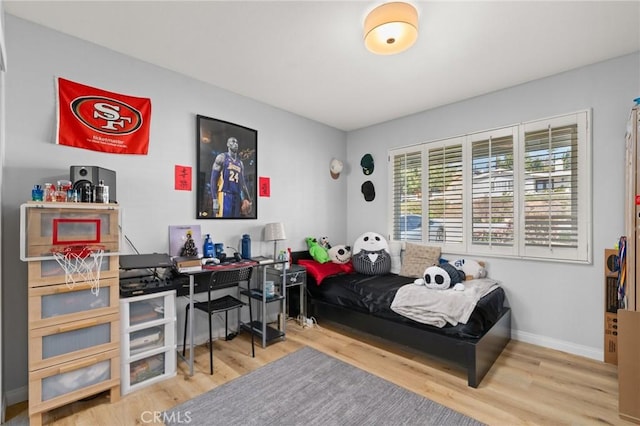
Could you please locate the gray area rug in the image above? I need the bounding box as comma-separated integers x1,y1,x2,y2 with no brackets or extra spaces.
165,346,483,426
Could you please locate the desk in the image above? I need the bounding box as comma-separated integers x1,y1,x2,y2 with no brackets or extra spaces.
177,259,286,376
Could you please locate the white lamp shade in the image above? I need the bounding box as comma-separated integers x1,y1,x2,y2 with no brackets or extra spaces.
264,222,286,241
364,2,418,55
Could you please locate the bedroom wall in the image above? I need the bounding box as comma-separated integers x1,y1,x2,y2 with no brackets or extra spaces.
346,52,640,359
0,15,347,402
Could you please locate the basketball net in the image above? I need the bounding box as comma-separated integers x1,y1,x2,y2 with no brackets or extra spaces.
51,245,105,295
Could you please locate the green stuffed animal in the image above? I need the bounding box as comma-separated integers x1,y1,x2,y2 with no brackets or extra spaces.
306,237,330,263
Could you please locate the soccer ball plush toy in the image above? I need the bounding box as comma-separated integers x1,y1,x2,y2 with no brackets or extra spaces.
351,231,391,275
328,244,351,264
414,263,466,291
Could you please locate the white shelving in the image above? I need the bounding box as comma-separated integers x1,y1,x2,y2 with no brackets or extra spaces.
120,290,177,395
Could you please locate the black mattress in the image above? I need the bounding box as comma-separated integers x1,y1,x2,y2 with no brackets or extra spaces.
306,271,506,339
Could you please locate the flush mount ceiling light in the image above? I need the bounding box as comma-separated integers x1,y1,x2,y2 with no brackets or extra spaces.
364,2,418,55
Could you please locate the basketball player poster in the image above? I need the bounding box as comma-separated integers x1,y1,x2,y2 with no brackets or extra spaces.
196,115,257,219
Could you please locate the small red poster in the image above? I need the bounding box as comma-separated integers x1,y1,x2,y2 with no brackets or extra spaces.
259,176,270,197
175,165,192,191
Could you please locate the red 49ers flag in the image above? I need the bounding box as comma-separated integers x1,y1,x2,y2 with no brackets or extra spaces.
56,77,151,154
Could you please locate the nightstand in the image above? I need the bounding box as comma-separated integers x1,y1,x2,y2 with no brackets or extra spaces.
266,264,307,324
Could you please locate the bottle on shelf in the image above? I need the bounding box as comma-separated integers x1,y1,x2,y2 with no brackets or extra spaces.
203,234,214,258
32,185,44,201
241,234,251,259
44,183,55,202
94,180,109,204
55,185,67,202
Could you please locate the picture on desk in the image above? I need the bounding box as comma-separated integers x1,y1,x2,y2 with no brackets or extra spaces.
168,225,203,258
196,115,258,220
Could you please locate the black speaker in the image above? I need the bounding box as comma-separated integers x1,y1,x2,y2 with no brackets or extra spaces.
70,166,117,203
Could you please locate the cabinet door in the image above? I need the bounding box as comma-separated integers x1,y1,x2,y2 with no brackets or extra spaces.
29,313,119,370
22,204,119,260
28,256,119,287
28,349,120,415
121,290,176,329
28,278,119,328
121,349,176,395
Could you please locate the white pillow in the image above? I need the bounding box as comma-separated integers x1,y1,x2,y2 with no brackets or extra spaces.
388,241,402,274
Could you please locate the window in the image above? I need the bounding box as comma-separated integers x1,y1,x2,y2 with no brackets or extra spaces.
389,110,591,262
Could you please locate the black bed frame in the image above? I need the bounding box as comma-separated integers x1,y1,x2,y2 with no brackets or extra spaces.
308,294,511,388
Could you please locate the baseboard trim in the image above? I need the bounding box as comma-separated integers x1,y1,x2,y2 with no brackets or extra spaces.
512,330,601,361
4,386,27,407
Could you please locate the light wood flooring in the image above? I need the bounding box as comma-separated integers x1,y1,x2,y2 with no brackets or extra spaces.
8,319,630,425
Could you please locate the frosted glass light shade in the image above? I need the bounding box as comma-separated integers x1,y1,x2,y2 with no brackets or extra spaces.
364,2,418,55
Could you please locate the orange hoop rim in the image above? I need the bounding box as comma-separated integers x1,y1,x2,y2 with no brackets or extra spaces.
50,244,106,260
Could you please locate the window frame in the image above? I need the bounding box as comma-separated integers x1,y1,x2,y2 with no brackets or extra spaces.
388,110,592,263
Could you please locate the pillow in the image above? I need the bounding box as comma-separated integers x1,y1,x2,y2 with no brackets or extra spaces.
450,258,487,279
388,241,402,274
399,243,441,278
298,259,347,285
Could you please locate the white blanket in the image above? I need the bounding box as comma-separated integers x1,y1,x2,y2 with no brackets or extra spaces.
390,278,499,327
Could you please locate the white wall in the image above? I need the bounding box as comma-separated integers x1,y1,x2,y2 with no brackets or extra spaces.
1,15,347,401
3,11,639,404
346,52,640,358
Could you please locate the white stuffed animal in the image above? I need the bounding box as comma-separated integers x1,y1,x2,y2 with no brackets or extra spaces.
414,264,465,291
450,258,487,279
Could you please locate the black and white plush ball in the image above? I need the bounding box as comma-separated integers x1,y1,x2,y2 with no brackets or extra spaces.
328,244,352,264
351,231,391,275
416,263,465,291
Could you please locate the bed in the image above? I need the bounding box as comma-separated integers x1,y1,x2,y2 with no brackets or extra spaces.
291,251,511,388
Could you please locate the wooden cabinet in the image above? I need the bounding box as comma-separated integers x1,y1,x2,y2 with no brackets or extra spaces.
21,203,121,426
618,309,640,423
120,290,177,395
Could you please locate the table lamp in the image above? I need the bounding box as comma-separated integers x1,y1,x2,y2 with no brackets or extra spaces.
264,222,286,260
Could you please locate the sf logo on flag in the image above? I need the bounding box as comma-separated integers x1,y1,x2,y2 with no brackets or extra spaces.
71,96,143,135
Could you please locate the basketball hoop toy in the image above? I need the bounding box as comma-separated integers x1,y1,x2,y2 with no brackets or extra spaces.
51,245,105,295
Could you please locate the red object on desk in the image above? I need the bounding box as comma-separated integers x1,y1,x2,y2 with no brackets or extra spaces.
202,260,257,271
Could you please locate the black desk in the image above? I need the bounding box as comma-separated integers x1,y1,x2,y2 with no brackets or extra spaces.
178,259,286,376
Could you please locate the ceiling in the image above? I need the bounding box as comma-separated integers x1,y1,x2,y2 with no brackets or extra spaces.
4,1,640,131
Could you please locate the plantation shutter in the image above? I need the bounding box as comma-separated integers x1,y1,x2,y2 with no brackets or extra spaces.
523,123,579,250
391,150,422,241
471,132,515,249
428,143,463,243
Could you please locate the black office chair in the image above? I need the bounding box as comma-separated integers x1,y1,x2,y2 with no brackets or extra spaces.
183,266,255,374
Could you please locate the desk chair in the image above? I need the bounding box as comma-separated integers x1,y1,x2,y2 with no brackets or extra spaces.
183,266,255,374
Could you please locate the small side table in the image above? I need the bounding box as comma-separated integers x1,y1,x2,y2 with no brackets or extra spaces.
267,264,307,324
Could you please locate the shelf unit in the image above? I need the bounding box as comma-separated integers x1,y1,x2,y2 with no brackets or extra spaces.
266,264,307,324
119,290,176,395
241,262,287,347
21,202,121,426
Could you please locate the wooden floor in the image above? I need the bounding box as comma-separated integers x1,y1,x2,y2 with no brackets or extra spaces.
9,319,630,425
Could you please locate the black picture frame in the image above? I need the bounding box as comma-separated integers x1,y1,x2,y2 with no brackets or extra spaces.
196,115,257,219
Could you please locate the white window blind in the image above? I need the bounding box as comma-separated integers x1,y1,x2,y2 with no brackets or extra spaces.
470,130,515,251
391,150,422,241
428,143,463,243
389,110,591,263
520,112,589,261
